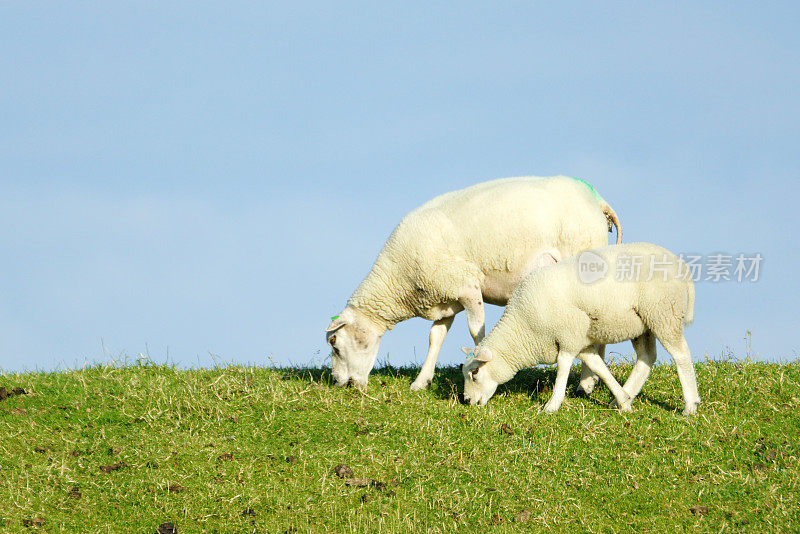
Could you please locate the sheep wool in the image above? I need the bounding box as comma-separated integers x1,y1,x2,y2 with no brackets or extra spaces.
462,242,700,415
327,175,622,390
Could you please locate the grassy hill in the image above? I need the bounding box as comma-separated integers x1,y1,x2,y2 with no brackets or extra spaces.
1,359,798,532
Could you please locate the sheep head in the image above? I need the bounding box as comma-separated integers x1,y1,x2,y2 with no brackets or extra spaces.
325,307,382,387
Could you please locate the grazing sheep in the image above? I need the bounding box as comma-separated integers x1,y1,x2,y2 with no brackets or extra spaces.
325,175,622,389
462,242,700,415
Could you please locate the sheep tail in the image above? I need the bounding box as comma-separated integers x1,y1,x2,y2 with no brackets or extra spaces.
569,177,622,244
601,203,622,244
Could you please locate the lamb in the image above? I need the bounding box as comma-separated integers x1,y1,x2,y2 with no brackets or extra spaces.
325,175,622,390
461,242,701,415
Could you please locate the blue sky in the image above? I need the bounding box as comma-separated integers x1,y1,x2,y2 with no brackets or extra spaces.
1,2,798,372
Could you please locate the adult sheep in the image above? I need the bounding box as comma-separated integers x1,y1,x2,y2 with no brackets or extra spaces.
325,175,621,390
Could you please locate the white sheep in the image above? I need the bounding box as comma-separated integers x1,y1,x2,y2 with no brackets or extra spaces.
461,242,701,415
325,175,621,390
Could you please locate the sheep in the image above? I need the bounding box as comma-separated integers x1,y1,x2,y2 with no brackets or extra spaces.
325,175,622,390
461,242,701,416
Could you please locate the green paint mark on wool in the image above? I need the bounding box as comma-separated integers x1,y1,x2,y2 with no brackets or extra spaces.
569,176,602,200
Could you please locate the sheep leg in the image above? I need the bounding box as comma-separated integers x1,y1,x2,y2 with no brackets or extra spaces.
458,286,485,344
576,344,604,396
543,352,575,413
617,332,657,401
658,335,701,415
410,316,455,391
579,348,632,412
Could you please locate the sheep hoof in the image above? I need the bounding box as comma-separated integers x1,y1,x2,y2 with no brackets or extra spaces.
542,402,560,413
410,378,432,391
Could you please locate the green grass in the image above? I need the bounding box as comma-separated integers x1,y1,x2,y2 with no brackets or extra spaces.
1,358,798,533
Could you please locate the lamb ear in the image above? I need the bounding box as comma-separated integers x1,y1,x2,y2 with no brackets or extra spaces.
474,348,493,363
460,346,473,355
325,315,347,332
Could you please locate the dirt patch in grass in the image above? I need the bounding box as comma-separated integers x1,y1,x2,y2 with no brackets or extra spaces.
0,387,26,401
99,463,128,473
344,478,371,487
22,516,46,527
690,505,709,517
515,510,531,523
168,483,187,493
342,478,395,496
333,464,353,478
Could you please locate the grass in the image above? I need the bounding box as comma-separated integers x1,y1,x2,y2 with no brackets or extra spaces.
0,358,798,533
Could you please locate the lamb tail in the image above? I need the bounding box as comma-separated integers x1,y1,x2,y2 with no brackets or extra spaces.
684,276,695,326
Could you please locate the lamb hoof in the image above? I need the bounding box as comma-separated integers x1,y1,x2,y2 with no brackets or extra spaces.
609,399,633,412
682,401,700,416
409,378,432,391
576,378,597,396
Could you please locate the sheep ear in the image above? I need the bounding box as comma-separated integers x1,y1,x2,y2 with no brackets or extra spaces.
325,315,347,332
536,251,559,267
460,346,473,355
474,348,493,363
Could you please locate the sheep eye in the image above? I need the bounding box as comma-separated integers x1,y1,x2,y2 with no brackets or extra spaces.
328,335,336,346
